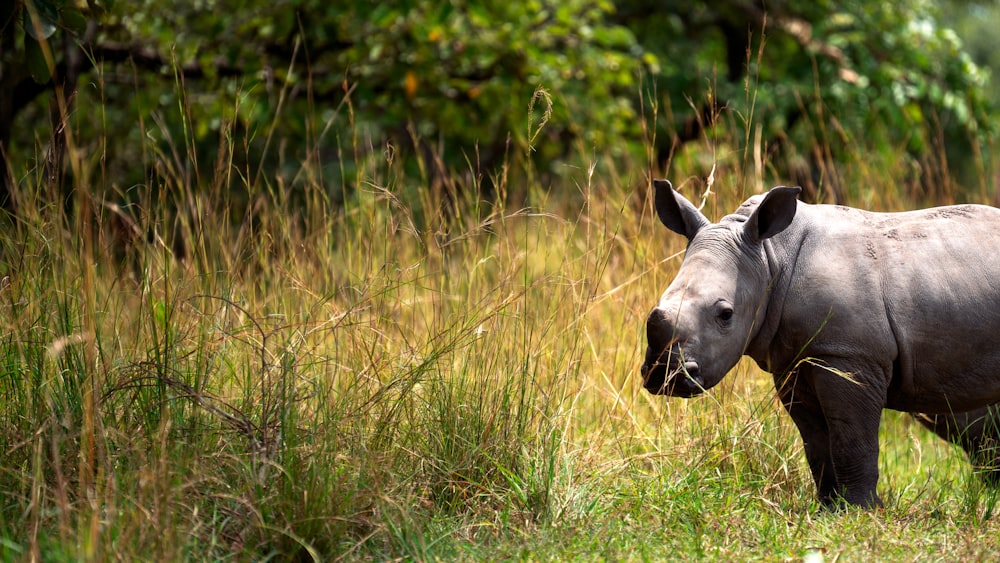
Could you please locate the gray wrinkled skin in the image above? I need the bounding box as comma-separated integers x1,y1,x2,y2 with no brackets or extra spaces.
642,179,1000,508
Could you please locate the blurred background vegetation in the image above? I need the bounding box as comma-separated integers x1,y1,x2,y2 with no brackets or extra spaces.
2,0,998,221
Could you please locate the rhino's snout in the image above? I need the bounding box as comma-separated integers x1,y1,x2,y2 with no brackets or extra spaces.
642,308,675,385
642,357,704,397
645,308,674,353
642,309,706,397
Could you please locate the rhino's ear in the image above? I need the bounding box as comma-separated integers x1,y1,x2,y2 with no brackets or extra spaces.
653,179,710,240
745,185,801,242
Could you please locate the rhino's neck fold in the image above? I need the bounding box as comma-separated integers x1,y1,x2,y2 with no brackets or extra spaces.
745,235,800,372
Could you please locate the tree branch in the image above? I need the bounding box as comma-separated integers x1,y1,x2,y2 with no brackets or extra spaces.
10,39,258,117
737,3,860,84
89,42,247,78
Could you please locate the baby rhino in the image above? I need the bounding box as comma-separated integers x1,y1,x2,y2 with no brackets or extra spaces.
642,179,1000,508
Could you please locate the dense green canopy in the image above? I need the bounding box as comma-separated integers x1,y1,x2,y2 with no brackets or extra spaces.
1,0,996,209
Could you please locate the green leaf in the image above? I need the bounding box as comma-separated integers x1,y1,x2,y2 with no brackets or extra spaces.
62,7,88,35
24,36,51,83
23,0,58,40
151,299,167,332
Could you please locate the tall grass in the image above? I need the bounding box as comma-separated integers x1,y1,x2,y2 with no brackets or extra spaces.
0,61,998,561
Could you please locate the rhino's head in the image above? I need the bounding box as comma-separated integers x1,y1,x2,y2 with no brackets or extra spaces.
642,179,801,397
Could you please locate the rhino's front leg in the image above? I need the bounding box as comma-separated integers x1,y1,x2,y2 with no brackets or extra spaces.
781,364,886,508
775,372,838,505
810,363,886,508
913,404,1000,486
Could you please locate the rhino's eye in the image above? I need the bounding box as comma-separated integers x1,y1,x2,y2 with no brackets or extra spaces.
717,302,734,324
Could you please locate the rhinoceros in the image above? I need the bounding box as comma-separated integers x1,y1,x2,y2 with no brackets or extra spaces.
642,178,1000,508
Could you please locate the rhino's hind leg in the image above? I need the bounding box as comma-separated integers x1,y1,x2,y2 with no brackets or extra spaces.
913,405,1000,486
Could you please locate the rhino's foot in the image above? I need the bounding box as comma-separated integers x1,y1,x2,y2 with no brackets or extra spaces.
819,489,883,511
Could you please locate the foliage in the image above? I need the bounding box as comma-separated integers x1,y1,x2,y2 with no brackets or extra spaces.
617,0,996,199
0,0,95,84
51,0,654,200
943,1,1000,108
3,0,996,211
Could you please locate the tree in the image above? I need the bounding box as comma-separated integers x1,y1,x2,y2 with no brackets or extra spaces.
1,0,995,215
0,0,102,211
616,0,995,200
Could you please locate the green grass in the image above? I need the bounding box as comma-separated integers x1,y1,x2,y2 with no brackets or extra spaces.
1,85,998,561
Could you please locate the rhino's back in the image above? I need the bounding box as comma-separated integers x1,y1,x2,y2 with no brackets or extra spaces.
774,201,1000,412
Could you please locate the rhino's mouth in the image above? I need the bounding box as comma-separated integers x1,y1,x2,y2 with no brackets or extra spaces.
641,354,704,397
